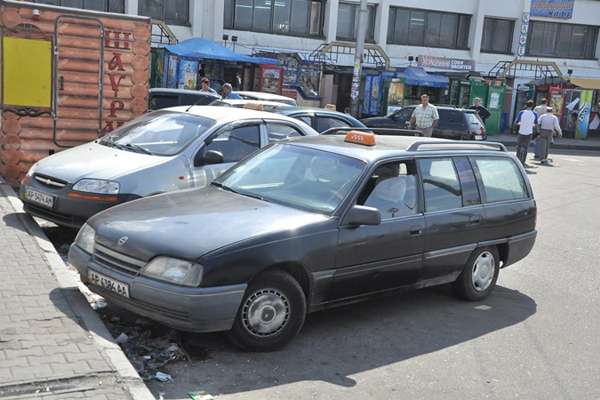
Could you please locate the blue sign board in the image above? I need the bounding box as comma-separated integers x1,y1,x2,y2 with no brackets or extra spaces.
530,0,574,19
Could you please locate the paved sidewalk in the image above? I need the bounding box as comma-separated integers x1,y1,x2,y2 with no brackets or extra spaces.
490,133,600,151
0,181,153,399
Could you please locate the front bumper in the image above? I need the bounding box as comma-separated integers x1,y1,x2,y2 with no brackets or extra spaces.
20,180,138,228
68,244,246,333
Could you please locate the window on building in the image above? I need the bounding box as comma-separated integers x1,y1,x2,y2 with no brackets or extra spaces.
224,0,324,37
139,0,189,26
336,2,376,42
30,0,124,13
387,7,470,49
527,21,598,59
481,17,514,54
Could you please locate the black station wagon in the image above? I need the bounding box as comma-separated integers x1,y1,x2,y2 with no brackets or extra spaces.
69,133,537,351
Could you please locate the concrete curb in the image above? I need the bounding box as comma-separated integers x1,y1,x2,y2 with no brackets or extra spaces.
1,184,156,400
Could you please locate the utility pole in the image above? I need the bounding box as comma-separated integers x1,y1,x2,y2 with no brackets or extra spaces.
350,0,368,117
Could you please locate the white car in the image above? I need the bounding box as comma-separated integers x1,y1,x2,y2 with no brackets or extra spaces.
211,98,294,112
235,91,297,106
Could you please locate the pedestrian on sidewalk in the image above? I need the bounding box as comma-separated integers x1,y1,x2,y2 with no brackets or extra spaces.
469,97,491,123
200,77,218,94
410,94,439,137
515,100,538,167
537,107,562,164
533,99,550,160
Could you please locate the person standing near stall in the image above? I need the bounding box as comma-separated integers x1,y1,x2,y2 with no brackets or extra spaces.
537,107,562,165
514,100,538,167
469,97,491,123
410,94,439,137
533,98,550,159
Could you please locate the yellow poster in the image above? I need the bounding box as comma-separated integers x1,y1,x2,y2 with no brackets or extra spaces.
2,37,52,108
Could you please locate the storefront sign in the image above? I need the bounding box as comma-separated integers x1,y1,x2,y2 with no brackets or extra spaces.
517,12,530,57
418,55,474,71
576,90,593,139
104,29,132,132
530,0,574,19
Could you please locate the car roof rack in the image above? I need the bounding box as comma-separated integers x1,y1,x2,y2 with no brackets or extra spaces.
407,141,507,152
321,127,422,137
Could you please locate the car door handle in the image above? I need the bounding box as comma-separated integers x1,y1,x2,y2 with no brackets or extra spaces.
468,216,482,225
409,228,422,236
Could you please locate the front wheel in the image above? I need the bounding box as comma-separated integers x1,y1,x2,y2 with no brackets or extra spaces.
453,247,500,301
228,270,306,351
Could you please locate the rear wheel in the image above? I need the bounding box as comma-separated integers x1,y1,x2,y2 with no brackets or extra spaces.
453,247,500,301
228,270,306,351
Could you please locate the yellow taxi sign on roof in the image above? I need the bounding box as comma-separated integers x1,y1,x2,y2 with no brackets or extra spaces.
345,130,376,146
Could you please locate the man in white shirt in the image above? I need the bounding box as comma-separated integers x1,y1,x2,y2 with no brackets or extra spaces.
410,94,439,137
537,107,562,164
514,100,538,166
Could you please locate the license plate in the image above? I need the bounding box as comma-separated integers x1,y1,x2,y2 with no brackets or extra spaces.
88,270,130,298
474,135,483,141
25,188,54,208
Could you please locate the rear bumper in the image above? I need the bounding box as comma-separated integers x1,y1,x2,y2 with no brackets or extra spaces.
503,230,537,268
68,244,246,333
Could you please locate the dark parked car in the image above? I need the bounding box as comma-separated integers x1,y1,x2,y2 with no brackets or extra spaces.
148,88,220,110
276,108,366,133
362,106,487,140
69,133,536,351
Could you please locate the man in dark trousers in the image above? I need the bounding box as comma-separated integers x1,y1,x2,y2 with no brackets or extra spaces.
469,97,491,122
514,100,538,167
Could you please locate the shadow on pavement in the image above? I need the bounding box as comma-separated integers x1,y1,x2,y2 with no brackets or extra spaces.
149,285,536,398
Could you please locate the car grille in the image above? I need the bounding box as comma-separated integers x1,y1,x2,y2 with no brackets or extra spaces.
33,173,68,189
23,203,85,228
93,243,146,276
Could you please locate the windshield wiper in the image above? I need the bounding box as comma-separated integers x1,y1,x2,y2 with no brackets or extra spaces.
124,143,154,155
211,182,264,201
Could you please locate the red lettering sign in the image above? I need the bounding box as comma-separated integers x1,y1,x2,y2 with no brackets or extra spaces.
108,73,125,97
104,30,131,50
109,100,125,118
108,53,125,71
103,120,125,133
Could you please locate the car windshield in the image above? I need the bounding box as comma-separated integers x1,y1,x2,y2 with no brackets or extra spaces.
215,144,366,214
99,111,216,156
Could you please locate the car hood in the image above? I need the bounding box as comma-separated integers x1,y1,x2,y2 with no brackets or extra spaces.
32,141,171,183
91,186,328,261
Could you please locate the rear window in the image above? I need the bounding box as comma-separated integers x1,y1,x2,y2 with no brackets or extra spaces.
149,94,179,110
437,109,465,130
472,157,528,203
465,112,484,127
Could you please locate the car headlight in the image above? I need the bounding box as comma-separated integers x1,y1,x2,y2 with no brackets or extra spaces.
75,223,96,254
141,257,203,287
72,179,120,194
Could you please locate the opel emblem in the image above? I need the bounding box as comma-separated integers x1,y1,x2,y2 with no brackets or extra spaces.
117,236,128,246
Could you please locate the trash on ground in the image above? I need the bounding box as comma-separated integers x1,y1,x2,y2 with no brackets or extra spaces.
188,391,214,400
154,372,173,382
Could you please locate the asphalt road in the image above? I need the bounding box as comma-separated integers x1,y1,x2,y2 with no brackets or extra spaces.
43,151,600,400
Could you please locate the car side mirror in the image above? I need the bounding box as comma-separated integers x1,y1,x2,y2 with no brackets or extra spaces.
195,149,224,166
344,205,381,227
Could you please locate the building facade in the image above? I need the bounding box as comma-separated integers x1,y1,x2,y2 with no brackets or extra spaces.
28,0,600,78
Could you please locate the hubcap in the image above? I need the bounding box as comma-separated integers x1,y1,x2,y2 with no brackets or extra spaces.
242,289,290,337
472,251,495,292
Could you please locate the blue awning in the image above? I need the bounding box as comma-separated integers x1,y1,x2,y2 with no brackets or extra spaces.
398,67,449,88
165,38,277,65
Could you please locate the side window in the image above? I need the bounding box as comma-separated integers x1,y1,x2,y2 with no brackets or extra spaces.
315,116,351,133
472,157,528,202
205,124,260,163
358,161,419,219
453,157,481,206
294,115,313,126
267,122,303,142
394,107,414,124
419,158,463,212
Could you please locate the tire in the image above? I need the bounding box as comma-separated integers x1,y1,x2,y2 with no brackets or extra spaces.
228,270,307,351
453,247,500,301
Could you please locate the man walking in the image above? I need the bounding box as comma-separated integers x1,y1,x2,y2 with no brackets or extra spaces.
410,94,439,137
514,100,538,167
469,97,491,123
537,107,562,164
533,98,549,159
